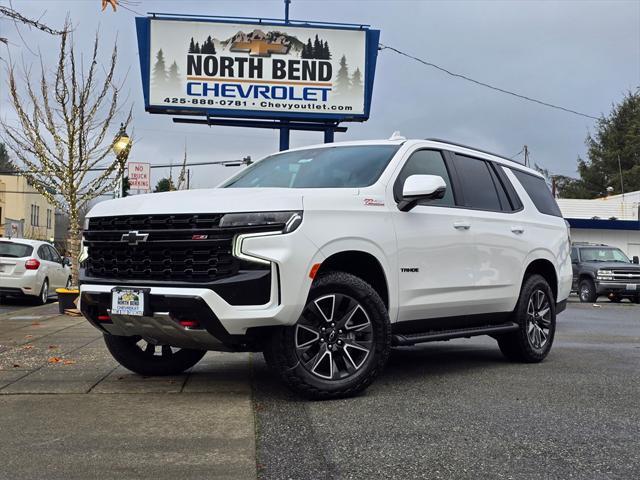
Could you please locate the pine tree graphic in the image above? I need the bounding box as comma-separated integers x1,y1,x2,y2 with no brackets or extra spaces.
350,67,363,96
152,49,168,88
167,61,181,90
335,55,351,96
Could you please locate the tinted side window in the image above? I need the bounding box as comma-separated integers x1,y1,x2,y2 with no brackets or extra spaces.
571,248,579,263
48,246,62,263
452,154,501,211
511,169,562,217
38,245,51,261
394,150,455,206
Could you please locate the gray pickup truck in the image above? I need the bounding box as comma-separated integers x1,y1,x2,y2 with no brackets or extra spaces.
571,243,640,303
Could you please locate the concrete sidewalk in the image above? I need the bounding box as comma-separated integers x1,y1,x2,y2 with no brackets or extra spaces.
0,305,256,480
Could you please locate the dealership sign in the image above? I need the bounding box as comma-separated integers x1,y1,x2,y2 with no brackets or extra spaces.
135,16,380,121
128,162,151,190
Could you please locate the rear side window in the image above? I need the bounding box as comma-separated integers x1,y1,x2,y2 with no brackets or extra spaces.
511,169,562,217
38,245,52,261
452,154,501,211
394,150,455,206
0,242,33,258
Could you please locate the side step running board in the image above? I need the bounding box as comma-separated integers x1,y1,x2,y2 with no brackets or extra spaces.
392,322,519,346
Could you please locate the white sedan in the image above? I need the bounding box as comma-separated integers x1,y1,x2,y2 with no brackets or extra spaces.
0,238,72,305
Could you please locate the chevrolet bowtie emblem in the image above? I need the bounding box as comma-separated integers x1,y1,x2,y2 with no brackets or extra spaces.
230,38,290,57
122,231,149,245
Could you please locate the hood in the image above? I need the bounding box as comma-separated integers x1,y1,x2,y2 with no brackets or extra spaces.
87,188,304,218
583,261,640,270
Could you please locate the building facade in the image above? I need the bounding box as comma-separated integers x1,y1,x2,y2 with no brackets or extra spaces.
0,175,56,241
558,191,640,259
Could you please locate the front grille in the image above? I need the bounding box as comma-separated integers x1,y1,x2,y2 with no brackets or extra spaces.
610,270,640,283
83,214,269,283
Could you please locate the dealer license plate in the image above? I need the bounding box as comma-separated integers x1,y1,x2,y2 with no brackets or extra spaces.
626,284,637,291
111,288,145,316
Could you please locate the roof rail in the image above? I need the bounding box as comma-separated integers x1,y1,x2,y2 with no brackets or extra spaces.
425,138,526,166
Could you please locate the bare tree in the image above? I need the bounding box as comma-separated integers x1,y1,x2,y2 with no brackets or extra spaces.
1,22,132,285
0,5,67,46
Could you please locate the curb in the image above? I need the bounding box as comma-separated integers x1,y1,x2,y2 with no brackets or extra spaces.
0,302,61,321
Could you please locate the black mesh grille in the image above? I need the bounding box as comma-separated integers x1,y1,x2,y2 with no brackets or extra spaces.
84,214,245,283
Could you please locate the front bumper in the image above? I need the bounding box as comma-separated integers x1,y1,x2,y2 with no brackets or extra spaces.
595,281,640,296
80,228,323,351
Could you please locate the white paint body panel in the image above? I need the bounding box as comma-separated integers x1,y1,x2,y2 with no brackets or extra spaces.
82,139,572,336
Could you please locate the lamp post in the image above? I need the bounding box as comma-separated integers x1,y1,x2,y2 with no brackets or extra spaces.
112,123,132,198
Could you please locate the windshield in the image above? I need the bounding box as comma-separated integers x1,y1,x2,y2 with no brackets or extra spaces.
0,242,33,258
224,145,400,189
580,247,630,263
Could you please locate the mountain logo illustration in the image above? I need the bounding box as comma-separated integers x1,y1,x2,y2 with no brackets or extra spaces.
229,29,291,57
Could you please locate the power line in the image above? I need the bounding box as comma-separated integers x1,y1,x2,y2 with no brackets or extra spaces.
0,158,250,176
378,43,600,121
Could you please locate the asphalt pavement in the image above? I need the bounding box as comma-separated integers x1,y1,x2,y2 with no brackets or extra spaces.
253,299,640,480
0,298,638,479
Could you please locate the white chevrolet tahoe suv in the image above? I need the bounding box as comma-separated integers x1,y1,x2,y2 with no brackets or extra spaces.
80,138,572,399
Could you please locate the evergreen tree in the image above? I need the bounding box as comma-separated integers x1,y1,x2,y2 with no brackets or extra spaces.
322,40,331,60
0,142,16,173
167,61,181,89
350,67,363,95
335,55,351,96
302,38,313,59
153,177,175,192
194,42,201,54
152,49,168,88
313,34,321,58
201,35,216,54
188,37,196,53
558,91,640,198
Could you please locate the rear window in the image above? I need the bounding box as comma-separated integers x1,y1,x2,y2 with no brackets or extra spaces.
0,242,33,258
511,169,562,217
452,154,502,211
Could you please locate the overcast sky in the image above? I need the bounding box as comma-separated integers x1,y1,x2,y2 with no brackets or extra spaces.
1,0,639,188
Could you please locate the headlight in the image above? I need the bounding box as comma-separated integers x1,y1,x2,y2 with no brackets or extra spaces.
597,269,613,280
220,211,302,233
78,238,89,264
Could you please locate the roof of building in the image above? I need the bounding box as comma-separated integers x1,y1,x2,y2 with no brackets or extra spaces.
557,191,639,221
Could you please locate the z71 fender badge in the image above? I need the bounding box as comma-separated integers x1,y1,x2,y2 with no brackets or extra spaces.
401,268,419,273
364,198,384,207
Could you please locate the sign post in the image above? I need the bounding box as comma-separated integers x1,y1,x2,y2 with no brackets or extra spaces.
135,14,380,149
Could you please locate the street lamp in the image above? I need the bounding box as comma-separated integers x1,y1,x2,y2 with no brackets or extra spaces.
112,123,132,198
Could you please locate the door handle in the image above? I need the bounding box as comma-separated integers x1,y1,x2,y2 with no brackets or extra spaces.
511,226,525,234
453,221,471,230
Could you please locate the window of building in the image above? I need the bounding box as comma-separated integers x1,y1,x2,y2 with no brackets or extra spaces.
46,209,52,229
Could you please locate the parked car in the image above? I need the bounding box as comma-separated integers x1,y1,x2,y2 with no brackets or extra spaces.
0,238,72,305
79,137,572,399
571,242,640,303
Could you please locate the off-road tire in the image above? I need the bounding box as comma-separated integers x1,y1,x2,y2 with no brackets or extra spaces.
578,278,597,303
264,272,391,400
498,274,556,363
103,334,206,376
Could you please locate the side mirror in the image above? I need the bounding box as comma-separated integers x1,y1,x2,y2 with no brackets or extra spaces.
63,257,72,267
633,256,639,264
398,175,447,212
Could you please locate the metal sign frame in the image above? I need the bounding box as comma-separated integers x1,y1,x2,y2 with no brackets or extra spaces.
135,14,381,123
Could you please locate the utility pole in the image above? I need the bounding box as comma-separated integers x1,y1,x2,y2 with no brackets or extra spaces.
187,169,190,189
617,154,625,199
523,145,529,167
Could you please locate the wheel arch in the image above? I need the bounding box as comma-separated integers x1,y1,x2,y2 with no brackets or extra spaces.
315,250,390,311
522,258,558,302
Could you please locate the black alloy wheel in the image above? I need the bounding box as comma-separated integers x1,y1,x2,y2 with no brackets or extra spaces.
265,272,391,400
